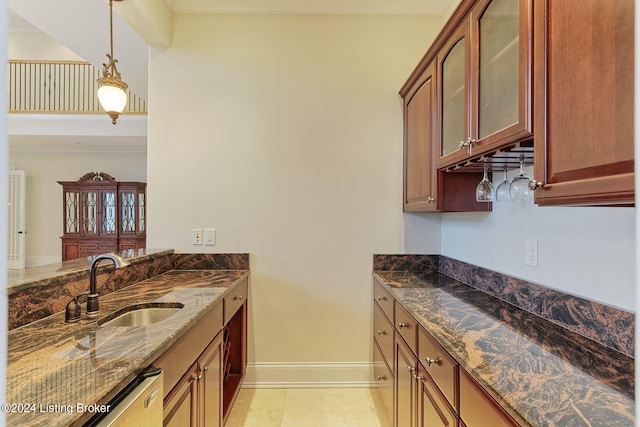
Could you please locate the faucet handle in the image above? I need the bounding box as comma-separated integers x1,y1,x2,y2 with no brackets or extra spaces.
65,292,88,323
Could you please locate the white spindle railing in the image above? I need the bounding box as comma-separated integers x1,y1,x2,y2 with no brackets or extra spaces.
8,60,147,114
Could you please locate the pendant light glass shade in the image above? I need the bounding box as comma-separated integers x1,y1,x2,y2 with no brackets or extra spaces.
98,76,128,124
97,0,127,124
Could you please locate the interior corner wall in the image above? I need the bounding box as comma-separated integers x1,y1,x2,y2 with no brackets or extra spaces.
441,167,635,312
8,149,147,266
147,14,443,383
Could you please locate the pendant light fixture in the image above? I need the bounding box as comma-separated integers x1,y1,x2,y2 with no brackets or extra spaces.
97,0,128,124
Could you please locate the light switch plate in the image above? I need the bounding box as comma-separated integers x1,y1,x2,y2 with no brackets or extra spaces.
204,228,216,246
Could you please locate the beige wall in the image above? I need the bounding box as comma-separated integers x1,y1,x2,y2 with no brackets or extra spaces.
148,14,442,385
9,149,147,266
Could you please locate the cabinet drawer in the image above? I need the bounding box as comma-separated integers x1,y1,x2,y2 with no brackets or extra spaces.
373,342,394,425
373,279,394,321
460,369,518,427
224,278,248,324
395,302,418,353
419,326,458,412
373,303,394,367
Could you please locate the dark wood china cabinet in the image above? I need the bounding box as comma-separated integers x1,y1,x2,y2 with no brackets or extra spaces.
58,172,146,261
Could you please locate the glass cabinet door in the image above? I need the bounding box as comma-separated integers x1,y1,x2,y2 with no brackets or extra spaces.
121,191,137,233
101,191,117,235
440,30,468,158
478,0,520,138
83,191,98,234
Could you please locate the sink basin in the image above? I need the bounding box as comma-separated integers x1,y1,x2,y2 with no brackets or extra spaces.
97,302,184,327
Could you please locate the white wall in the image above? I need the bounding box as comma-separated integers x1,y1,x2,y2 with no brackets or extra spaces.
9,28,83,60
148,14,442,384
441,166,635,311
8,149,146,266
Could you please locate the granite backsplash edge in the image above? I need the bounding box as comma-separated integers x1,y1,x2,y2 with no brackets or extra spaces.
8,252,250,330
373,254,634,357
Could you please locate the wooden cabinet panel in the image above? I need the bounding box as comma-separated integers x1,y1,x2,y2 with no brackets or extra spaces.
404,63,437,212
532,0,634,205
373,303,394,368
396,334,418,427
460,369,518,427
164,363,198,427
199,335,223,427
373,279,394,321
395,302,418,354
373,342,394,425
418,366,458,427
419,326,459,412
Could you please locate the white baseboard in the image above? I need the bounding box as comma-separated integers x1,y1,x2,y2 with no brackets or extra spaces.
242,362,376,389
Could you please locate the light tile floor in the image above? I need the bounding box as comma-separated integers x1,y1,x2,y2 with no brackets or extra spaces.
225,388,393,427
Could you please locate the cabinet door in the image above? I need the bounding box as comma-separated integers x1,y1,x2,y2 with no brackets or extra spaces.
438,19,471,167
472,0,532,147
396,334,417,427
404,62,437,212
164,366,198,427
373,342,394,426
459,369,518,427
417,366,458,427
199,334,223,427
532,0,634,205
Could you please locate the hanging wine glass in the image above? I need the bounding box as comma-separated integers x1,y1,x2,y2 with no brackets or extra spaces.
509,157,532,200
475,165,494,202
495,167,511,202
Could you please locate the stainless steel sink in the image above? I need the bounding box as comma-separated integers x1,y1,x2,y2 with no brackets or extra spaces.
97,302,184,327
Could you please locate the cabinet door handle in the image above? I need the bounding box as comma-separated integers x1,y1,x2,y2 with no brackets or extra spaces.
528,180,543,190
397,322,407,329
413,374,423,382
425,357,441,367
376,375,386,381
201,366,209,373
426,197,435,203
376,329,387,336
406,366,415,373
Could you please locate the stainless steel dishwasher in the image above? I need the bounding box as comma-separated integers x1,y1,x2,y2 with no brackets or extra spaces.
86,367,163,426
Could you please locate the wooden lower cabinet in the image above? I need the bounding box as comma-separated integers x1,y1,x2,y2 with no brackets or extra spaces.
418,366,458,427
164,334,222,427
373,342,394,424
396,335,418,427
459,369,519,427
157,278,249,427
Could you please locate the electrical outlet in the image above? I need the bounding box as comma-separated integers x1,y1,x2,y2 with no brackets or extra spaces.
525,239,538,267
192,228,203,245
204,228,216,246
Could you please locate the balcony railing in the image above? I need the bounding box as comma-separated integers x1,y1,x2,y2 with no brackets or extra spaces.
8,60,147,114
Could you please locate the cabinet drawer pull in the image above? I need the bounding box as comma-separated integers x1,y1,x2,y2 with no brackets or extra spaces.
412,374,423,382
201,366,209,373
376,296,386,301
376,375,386,381
426,197,435,203
425,357,441,367
397,322,407,329
406,366,415,373
233,295,244,301
376,329,387,336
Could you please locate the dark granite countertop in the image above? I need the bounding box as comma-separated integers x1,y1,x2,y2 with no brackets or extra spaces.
6,269,249,427
374,270,635,427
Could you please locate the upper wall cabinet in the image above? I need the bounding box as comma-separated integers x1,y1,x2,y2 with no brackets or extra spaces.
437,0,533,170
403,61,490,213
532,0,635,205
